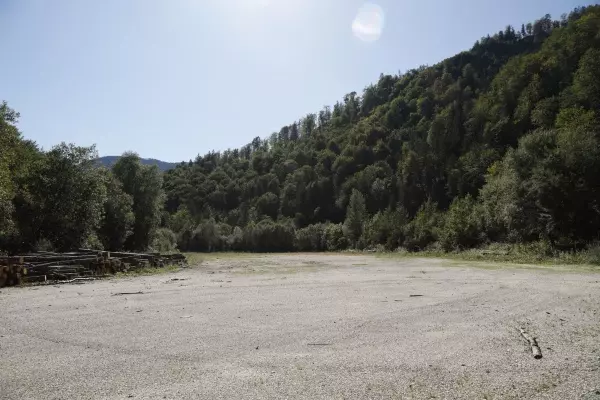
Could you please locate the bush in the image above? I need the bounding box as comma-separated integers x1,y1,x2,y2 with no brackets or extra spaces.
227,226,245,251
295,224,327,251
580,243,600,264
151,228,178,252
403,201,442,251
176,226,194,251
244,220,295,252
212,222,233,251
364,207,408,250
34,238,55,252
439,195,484,251
191,218,219,251
324,223,348,251
82,233,104,250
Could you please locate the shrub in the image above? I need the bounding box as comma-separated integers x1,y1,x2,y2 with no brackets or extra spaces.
295,224,328,251
227,226,245,251
364,207,408,250
439,195,484,250
324,223,348,251
245,220,295,252
403,201,442,251
191,218,219,251
82,233,104,250
151,228,178,252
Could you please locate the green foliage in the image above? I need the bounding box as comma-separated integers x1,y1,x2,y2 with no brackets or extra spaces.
244,220,295,252
0,102,20,241
256,192,279,220
151,228,178,252
295,223,328,252
403,201,443,251
112,153,164,251
343,189,367,248
481,124,600,245
99,171,135,250
324,223,348,251
439,195,483,250
158,6,600,256
82,232,104,251
192,218,219,252
228,226,245,251
572,48,600,109
364,208,408,250
33,144,107,251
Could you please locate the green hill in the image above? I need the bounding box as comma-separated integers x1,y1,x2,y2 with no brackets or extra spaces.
162,6,600,252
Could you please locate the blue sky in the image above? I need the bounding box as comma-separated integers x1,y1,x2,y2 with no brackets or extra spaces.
0,0,592,162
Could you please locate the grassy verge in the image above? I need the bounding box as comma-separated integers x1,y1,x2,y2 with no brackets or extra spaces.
183,246,600,272
376,244,600,271
114,264,181,278
183,252,266,265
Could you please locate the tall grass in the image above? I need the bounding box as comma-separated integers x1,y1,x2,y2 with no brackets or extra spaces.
388,241,600,266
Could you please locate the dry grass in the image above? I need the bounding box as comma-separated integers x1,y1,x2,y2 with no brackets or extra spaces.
114,264,180,278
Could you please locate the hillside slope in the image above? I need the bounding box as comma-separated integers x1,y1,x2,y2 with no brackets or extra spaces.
163,6,600,252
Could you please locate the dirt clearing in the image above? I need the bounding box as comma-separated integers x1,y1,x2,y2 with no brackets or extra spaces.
1,254,599,399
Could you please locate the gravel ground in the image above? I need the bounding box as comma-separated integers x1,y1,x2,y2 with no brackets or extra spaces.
1,254,599,400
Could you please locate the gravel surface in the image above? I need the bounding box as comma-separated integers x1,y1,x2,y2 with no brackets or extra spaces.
1,254,599,400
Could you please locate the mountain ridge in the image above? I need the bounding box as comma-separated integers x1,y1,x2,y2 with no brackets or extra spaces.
97,156,178,172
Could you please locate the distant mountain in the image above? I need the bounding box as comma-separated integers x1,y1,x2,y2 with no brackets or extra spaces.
97,156,178,172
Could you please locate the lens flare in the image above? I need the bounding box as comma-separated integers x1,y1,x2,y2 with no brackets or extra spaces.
352,3,385,42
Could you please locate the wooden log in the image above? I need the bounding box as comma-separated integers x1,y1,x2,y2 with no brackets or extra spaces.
519,327,542,359
106,252,156,260
31,258,100,268
1,255,98,263
50,272,80,280
22,275,47,283
27,265,87,273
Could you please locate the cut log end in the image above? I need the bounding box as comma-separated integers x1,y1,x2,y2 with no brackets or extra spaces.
519,327,543,360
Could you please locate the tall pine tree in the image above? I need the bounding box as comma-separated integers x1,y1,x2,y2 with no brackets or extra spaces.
343,189,367,248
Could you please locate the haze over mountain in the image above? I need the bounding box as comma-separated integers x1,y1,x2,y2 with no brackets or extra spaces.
97,156,177,172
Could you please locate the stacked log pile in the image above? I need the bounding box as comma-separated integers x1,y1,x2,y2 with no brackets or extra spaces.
0,250,187,288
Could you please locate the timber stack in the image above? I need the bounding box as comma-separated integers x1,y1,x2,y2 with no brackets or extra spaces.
0,250,187,288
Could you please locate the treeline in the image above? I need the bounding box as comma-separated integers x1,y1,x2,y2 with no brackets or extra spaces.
0,113,168,253
2,6,600,255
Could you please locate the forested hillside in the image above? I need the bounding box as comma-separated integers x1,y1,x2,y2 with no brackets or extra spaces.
2,6,600,255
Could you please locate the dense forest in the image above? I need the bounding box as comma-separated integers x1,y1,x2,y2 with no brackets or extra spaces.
2,6,600,255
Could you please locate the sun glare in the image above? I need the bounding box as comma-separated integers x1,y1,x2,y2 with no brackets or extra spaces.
352,3,385,42
241,0,271,8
